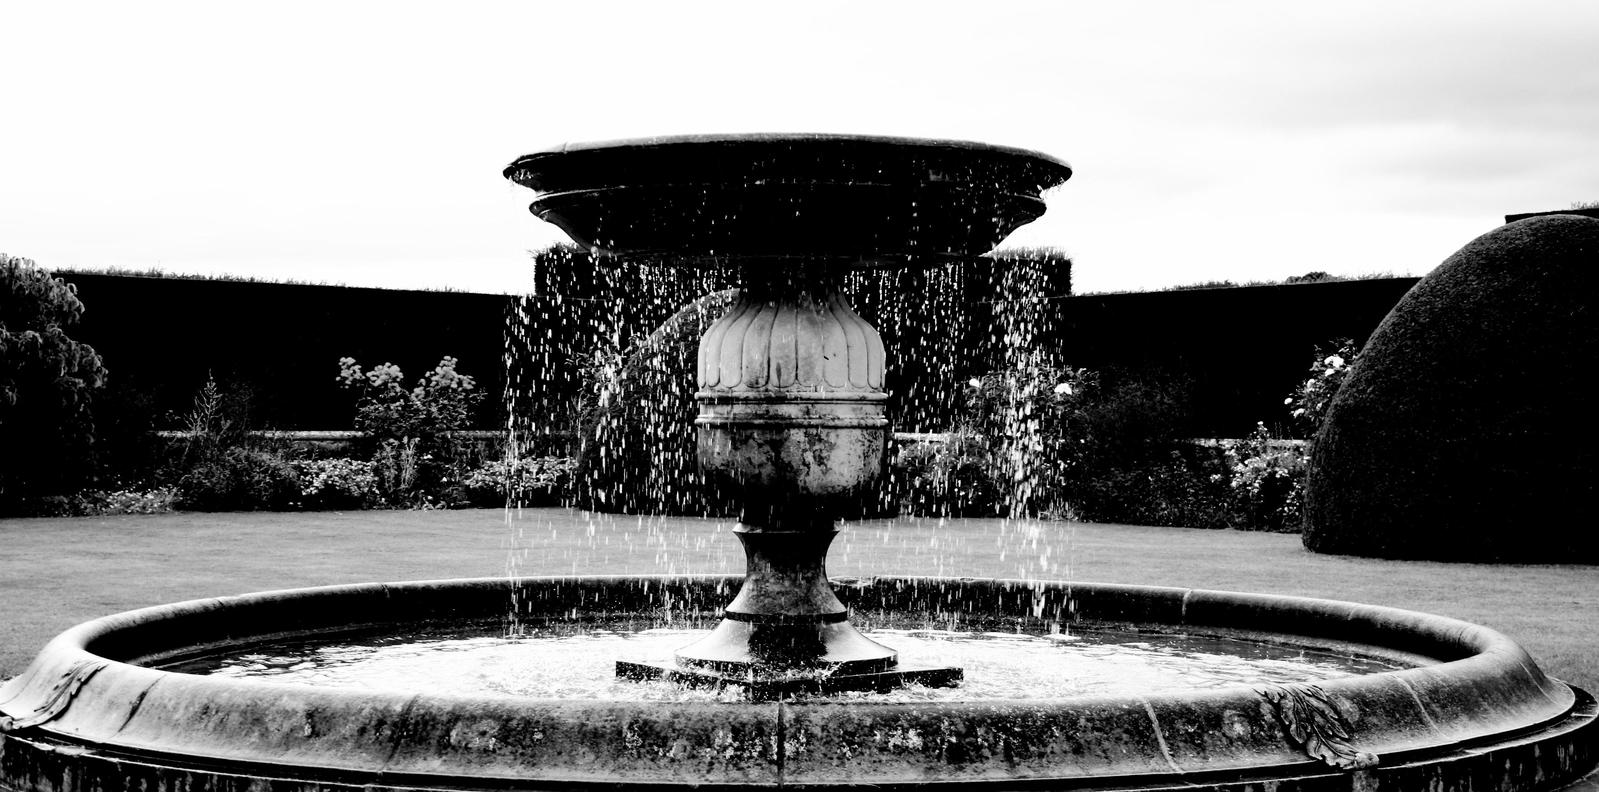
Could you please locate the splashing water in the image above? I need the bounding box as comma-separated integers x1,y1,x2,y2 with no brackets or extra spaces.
177,622,1410,702
501,244,1074,592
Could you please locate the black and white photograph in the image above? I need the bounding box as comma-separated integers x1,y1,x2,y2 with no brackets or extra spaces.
4,2,1596,790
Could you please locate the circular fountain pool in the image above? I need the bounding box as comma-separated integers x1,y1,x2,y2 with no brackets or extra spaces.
167,621,1414,702
1,576,1593,791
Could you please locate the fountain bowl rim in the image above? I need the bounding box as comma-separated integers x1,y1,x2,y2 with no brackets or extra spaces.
503,132,1073,185
0,575,1590,791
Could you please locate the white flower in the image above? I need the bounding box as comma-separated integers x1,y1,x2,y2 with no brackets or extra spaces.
1053,382,1073,395
1323,355,1345,368
968,378,982,388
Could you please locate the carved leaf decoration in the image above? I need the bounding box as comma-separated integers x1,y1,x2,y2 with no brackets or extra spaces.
0,658,108,731
700,289,883,394
1258,683,1379,771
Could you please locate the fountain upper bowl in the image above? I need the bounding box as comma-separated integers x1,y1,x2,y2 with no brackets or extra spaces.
503,133,1073,266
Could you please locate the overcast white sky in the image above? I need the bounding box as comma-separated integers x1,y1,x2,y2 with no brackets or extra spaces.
4,1,1597,294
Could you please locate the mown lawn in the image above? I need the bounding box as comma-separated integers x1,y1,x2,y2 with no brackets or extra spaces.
2,508,1596,692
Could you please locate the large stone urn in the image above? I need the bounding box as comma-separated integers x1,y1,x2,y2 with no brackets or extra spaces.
504,133,1073,694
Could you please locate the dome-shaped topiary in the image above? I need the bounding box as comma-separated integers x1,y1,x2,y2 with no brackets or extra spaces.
1302,215,1599,561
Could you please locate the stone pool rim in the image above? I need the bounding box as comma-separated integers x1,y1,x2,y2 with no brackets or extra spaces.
1,576,1594,791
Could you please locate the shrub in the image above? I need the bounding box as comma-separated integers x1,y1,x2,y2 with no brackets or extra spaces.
1069,446,1235,530
22,487,178,517
94,487,179,515
1058,367,1229,526
958,364,1095,518
337,356,482,506
162,375,298,511
1,255,109,512
90,384,168,493
174,375,253,468
370,437,424,506
338,356,480,443
1285,339,1359,437
1224,423,1306,532
295,457,379,510
893,430,1006,518
176,447,300,511
1220,342,1357,533
570,290,736,516
462,456,575,508
894,363,1227,526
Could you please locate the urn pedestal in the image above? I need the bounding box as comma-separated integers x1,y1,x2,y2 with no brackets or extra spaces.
637,271,960,693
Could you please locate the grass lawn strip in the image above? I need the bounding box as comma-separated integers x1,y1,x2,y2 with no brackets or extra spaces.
2,509,1594,693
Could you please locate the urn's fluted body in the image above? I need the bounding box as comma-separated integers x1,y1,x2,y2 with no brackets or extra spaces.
694,277,888,529
697,287,885,394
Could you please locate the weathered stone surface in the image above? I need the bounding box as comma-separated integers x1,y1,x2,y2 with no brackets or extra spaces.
1302,215,1599,561
3,577,1594,790
697,285,885,393
687,274,901,676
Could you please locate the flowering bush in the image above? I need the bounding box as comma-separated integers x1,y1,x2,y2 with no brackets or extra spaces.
337,356,480,443
295,457,379,510
1224,422,1307,532
898,350,1363,530
1227,339,1360,531
462,456,575,508
897,364,1094,518
1286,339,1359,436
337,356,482,506
93,487,179,514
961,363,1097,517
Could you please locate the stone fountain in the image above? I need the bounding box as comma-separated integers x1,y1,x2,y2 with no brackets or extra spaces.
1,134,1595,792
503,133,1073,695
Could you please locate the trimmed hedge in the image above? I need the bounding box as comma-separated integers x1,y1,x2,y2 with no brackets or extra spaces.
57,264,1411,442
55,272,507,431
1051,278,1417,438
1302,215,1599,562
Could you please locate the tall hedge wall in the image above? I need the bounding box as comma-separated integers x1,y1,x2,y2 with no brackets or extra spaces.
1043,278,1418,437
57,272,509,431
54,267,1416,439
